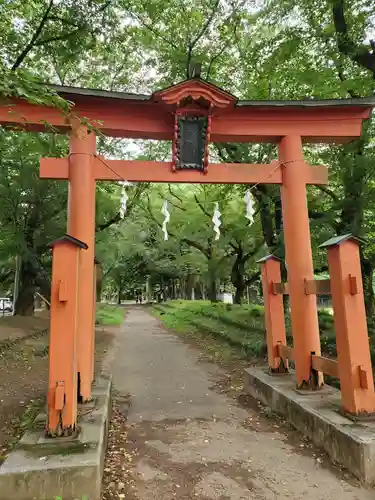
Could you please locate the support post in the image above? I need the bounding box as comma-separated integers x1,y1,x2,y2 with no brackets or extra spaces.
321,235,375,414
257,255,288,372
47,235,88,435
68,123,96,402
92,258,99,382
279,135,322,388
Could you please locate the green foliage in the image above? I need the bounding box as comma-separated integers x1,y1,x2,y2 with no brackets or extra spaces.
0,0,374,315
0,69,69,110
154,300,267,358
95,303,124,326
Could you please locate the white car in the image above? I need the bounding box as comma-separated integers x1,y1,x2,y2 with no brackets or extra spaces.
0,298,13,313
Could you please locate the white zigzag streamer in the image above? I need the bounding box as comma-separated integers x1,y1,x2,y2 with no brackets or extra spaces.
244,189,255,225
119,183,129,219
212,202,222,241
161,200,170,241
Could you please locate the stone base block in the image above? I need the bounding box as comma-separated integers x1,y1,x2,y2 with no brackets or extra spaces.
244,367,375,484
0,376,111,500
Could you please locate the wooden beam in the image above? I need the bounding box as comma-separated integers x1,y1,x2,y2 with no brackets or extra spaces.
311,354,339,378
277,344,294,361
304,278,331,295
305,165,328,185
212,116,365,144
273,278,333,296
1,99,173,140
40,158,328,185
1,97,371,143
272,282,289,295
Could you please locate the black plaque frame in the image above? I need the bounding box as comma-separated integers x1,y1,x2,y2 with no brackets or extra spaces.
176,115,208,171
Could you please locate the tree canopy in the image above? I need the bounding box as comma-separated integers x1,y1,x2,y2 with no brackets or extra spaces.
0,0,374,312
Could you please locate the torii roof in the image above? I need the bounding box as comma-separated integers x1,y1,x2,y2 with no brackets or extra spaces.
2,77,374,143
49,78,375,110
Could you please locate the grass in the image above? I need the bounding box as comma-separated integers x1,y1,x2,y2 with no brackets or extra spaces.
153,300,267,360
153,300,347,361
95,303,124,326
0,397,45,465
154,300,375,391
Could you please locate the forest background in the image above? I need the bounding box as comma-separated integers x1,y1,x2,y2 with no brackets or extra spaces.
0,0,374,315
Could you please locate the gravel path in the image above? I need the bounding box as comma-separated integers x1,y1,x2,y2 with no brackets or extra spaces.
101,308,373,500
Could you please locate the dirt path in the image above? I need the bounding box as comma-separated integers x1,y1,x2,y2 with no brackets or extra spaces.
101,308,373,500
0,317,49,459
0,316,112,463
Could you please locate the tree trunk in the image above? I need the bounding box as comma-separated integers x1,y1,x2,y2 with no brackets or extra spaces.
14,263,36,316
336,139,369,311
361,256,374,317
231,250,246,305
180,278,186,299
234,285,245,305
96,281,103,302
185,274,195,300
96,263,104,301
207,258,218,302
253,187,278,251
207,278,217,302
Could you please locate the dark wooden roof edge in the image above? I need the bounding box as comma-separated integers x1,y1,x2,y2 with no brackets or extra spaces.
256,254,282,263
48,84,150,101
237,96,375,108
319,233,365,248
47,83,375,108
49,234,88,249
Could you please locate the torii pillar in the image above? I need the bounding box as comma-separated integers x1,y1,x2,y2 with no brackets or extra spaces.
67,122,96,402
279,135,323,388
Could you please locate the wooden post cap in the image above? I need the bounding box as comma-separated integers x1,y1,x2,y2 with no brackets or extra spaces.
49,234,88,249
319,233,365,249
256,254,282,264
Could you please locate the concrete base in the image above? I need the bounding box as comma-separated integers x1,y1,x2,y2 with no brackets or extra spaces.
0,376,111,500
244,367,375,485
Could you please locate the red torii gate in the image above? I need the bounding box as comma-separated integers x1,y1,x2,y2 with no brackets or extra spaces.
1,77,374,434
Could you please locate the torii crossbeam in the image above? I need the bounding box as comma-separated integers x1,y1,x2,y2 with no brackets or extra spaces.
41,157,328,184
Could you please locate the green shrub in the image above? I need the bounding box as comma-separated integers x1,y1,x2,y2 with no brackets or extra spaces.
95,304,124,326
153,300,266,360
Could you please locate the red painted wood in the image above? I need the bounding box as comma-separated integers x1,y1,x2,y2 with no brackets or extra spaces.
1,97,371,143
40,158,328,185
153,78,236,108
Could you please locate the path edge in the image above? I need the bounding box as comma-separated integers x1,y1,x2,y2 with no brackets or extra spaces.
0,375,112,500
